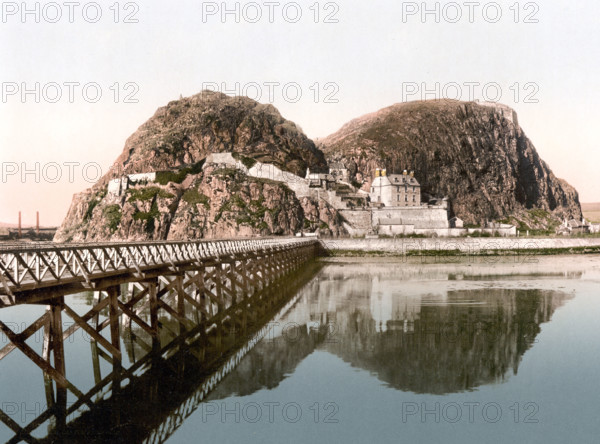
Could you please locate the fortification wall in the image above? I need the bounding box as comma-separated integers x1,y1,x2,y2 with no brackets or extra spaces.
374,207,449,229
204,152,238,167
249,163,311,197
323,238,600,253
339,210,372,236
204,153,312,197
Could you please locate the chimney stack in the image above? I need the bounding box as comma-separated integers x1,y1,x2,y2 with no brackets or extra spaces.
18,211,22,238
375,168,381,177
36,211,40,235
382,169,387,177
403,170,408,176
410,171,414,177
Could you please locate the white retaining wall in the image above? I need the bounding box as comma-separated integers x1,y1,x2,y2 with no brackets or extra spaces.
323,238,600,253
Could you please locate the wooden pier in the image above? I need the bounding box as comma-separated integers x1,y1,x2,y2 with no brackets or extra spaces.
0,238,320,443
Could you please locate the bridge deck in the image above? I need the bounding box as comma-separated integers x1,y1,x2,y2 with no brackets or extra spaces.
0,238,318,304
0,237,321,443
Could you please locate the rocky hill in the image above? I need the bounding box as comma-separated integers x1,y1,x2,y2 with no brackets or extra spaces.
55,95,583,242
320,100,582,228
102,90,326,182
54,92,340,242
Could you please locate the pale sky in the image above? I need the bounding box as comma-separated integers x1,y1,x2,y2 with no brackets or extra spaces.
1,0,598,226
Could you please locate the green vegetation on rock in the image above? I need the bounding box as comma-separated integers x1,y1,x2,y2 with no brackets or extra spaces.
133,201,160,234
211,168,238,178
182,189,210,209
84,188,108,222
103,205,122,232
127,186,175,202
155,160,206,185
232,152,258,169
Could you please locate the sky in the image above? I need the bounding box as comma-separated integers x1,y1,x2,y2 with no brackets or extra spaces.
1,0,599,226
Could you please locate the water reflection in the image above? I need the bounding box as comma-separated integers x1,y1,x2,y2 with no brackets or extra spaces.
0,262,324,444
209,262,575,398
0,259,583,443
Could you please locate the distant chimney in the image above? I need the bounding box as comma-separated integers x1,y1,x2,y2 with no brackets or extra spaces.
410,171,414,177
36,211,39,235
375,168,381,177
18,211,21,238
403,170,408,176
382,169,387,177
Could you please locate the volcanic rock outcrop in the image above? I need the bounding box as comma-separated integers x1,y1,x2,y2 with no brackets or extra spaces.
55,92,338,242
320,100,582,227
55,94,582,241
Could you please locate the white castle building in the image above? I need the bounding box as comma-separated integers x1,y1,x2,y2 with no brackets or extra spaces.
369,169,421,207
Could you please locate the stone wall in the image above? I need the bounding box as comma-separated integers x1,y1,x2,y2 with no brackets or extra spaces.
373,207,449,230
467,227,517,237
339,210,372,236
323,238,600,253
107,173,157,197
204,152,312,197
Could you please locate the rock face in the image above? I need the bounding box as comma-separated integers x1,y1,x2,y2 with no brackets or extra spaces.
320,100,582,227
55,92,339,242
102,90,327,183
56,95,583,241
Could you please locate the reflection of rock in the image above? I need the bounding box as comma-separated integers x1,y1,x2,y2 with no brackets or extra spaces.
210,264,574,397
324,287,570,394
208,326,328,400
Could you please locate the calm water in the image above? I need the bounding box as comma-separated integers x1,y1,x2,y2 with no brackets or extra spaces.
2,255,600,443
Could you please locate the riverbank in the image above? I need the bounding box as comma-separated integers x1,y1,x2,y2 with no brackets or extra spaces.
321,238,600,256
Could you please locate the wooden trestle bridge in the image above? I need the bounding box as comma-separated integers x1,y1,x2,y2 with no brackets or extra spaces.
0,238,321,443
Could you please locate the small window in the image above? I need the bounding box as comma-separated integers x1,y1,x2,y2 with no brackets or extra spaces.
405,195,408,202
412,195,416,202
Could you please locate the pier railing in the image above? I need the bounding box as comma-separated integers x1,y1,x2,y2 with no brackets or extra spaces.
0,238,317,300
0,237,321,443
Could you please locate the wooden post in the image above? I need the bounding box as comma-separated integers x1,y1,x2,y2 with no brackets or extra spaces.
42,314,55,408
121,284,132,329
228,261,237,305
49,301,67,430
107,287,121,365
215,265,223,350
89,292,102,387
107,286,122,406
176,275,186,335
148,279,159,350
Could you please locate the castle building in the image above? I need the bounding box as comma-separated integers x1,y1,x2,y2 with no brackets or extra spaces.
329,161,350,182
369,169,421,207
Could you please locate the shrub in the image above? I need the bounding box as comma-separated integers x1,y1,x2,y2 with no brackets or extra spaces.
182,189,210,209
211,168,238,178
133,201,160,234
232,152,258,169
155,160,206,185
127,187,174,202
103,205,122,232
